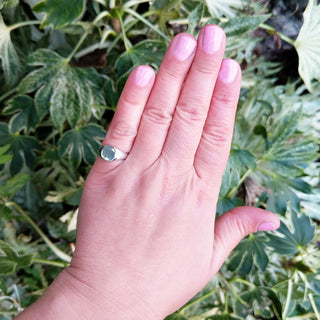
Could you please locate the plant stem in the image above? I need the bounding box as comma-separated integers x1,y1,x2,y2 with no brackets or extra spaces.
67,31,89,61
283,278,293,319
227,168,252,198
260,23,295,46
115,9,131,51
219,274,248,306
9,20,40,32
230,278,256,289
124,8,171,42
5,201,72,263
308,293,320,320
0,87,17,103
33,258,70,268
179,288,218,313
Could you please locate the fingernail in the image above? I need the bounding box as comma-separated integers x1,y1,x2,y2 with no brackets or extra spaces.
173,35,197,61
258,222,277,232
201,25,224,54
218,59,239,83
135,66,154,87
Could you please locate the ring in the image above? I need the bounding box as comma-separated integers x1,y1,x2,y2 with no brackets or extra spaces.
99,145,128,161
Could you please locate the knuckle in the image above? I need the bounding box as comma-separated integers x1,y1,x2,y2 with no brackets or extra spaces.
193,59,219,76
144,106,172,126
203,122,231,147
109,124,137,141
121,90,141,106
176,100,207,123
213,92,235,107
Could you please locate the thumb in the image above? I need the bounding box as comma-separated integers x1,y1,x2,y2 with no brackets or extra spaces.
210,206,280,275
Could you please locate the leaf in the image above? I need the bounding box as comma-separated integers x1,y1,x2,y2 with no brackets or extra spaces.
0,173,30,197
294,0,320,92
19,49,105,129
234,287,282,319
115,40,166,78
0,240,34,275
205,0,244,18
33,0,86,29
220,15,271,37
228,233,269,274
187,4,203,35
0,0,18,8
0,13,22,87
0,122,41,175
0,144,12,164
58,123,105,167
3,95,39,134
165,313,188,320
267,208,315,255
206,314,242,320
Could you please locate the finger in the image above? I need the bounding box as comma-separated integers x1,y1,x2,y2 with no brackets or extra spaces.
210,207,280,275
92,65,155,175
194,59,241,185
161,25,226,171
130,33,197,166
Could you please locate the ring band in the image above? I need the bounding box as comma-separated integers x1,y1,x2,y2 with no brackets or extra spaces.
99,145,128,161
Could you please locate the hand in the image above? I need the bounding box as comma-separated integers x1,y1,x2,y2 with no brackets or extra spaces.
16,25,279,320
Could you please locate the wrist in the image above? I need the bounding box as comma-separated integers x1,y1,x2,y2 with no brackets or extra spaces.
15,266,161,320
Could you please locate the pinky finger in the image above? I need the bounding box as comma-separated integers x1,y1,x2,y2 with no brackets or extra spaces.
91,65,155,176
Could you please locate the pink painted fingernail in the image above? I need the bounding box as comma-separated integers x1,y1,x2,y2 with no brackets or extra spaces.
218,59,239,83
135,66,154,87
202,25,224,54
258,222,277,232
173,35,197,61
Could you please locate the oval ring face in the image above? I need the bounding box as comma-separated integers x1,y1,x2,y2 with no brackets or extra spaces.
100,145,116,161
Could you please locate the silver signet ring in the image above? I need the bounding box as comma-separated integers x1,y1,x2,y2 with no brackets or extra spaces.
99,145,128,161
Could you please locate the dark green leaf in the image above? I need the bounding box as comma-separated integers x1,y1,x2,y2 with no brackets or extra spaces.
220,15,271,37
0,0,19,9
19,49,104,128
268,208,315,255
216,197,242,216
47,218,76,242
0,122,41,175
3,95,39,134
33,0,86,29
115,40,166,78
0,240,34,275
206,314,242,320
165,312,188,320
228,233,269,274
58,123,105,167
0,173,29,197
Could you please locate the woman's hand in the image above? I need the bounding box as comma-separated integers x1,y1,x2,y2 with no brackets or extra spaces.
16,25,279,320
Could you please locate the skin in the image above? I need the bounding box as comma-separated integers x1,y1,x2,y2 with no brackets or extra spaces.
16,25,280,320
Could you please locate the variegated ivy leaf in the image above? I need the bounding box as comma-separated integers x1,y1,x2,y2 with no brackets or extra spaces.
294,0,320,92
19,49,105,129
58,123,106,167
3,95,39,134
0,13,22,87
33,0,86,29
205,0,244,18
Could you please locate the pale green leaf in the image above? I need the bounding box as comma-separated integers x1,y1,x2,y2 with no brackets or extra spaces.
0,173,30,197
0,144,12,164
3,95,39,134
33,0,86,29
58,123,105,167
0,13,22,87
220,14,271,37
19,49,105,129
205,0,244,18
294,0,320,92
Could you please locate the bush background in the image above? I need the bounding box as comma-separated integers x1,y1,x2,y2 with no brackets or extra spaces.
0,0,319,319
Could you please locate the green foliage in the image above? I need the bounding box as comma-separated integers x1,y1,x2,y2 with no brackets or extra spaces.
0,0,319,319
